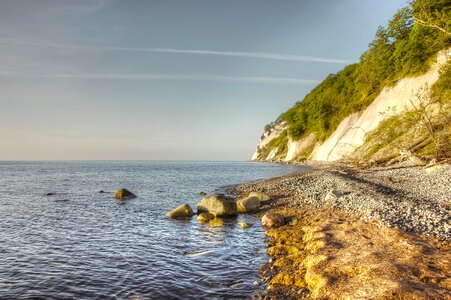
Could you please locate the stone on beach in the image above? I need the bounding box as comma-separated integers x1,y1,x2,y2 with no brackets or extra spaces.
166,204,194,219
248,191,271,202
261,213,285,228
425,165,443,173
236,196,261,213
197,212,216,223
114,188,137,199
324,190,344,202
197,194,237,216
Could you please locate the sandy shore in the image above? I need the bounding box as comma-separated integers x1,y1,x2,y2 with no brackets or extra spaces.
228,162,451,299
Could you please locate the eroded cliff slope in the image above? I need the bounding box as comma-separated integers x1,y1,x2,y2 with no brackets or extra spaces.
252,49,450,163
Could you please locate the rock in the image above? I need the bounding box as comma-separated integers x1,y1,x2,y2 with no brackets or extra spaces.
199,191,207,196
166,204,194,219
238,221,253,228
197,212,215,223
399,150,427,166
425,165,443,174
236,196,261,213
248,191,271,202
197,194,237,216
324,190,344,202
208,218,224,227
54,199,69,202
261,213,285,228
408,155,427,166
114,188,137,199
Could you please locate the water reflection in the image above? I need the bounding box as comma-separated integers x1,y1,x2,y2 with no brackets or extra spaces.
0,161,306,299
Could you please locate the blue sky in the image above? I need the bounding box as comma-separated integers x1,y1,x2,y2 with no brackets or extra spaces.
0,0,407,160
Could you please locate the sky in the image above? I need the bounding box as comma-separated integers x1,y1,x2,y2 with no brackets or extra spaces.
0,0,408,160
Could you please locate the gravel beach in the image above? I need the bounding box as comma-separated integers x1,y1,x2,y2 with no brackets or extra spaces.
228,162,451,299
231,162,450,241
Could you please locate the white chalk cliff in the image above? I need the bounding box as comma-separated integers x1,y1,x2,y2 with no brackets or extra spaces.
251,122,287,161
252,49,450,162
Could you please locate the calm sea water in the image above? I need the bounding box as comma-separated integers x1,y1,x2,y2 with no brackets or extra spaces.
0,161,306,299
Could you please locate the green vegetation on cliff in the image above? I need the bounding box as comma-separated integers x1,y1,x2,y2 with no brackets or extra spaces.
257,129,289,160
354,59,451,164
273,0,450,143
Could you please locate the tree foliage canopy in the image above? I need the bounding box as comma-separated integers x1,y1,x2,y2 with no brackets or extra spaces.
275,0,450,142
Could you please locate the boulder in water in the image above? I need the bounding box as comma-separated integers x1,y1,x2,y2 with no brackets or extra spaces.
236,196,261,213
261,213,285,228
207,218,224,227
248,191,271,202
238,221,253,228
166,204,194,219
197,212,215,223
197,194,237,216
114,188,137,199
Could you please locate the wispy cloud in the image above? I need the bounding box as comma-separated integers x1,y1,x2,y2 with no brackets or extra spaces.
107,47,351,64
0,71,320,85
0,37,351,64
49,0,116,15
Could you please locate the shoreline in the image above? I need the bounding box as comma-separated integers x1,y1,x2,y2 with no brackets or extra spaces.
228,162,450,299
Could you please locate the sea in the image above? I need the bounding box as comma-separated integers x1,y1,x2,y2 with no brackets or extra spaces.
0,161,306,299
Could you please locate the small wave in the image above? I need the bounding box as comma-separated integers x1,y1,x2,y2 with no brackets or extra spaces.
184,249,215,258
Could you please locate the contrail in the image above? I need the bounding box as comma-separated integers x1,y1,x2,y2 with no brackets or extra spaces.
0,37,351,64
0,71,320,85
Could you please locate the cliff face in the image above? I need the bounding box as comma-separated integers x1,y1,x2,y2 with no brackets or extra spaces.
252,49,450,162
251,122,287,161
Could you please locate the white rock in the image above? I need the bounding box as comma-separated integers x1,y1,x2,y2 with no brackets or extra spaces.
324,190,344,201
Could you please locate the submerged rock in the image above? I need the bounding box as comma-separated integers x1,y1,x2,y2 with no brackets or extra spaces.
207,218,224,227
114,188,137,199
236,196,261,213
199,191,207,196
197,194,237,217
197,212,215,223
261,213,285,228
54,199,70,203
238,221,253,228
166,204,194,219
249,191,271,202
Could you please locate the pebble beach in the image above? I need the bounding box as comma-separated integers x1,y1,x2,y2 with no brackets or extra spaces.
229,162,451,299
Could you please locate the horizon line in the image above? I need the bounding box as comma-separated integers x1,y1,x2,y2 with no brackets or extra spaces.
0,159,261,162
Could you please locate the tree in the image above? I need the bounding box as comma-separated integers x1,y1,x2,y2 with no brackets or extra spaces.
411,0,451,36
